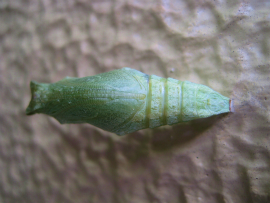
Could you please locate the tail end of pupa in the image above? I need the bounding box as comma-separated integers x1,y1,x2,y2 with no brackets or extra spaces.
26,81,48,115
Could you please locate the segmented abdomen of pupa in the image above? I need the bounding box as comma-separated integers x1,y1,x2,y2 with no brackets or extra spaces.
144,74,230,128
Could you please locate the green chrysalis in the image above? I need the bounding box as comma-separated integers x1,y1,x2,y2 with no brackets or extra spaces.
26,68,231,135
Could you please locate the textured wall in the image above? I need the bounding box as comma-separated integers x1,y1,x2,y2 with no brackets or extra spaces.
0,0,270,202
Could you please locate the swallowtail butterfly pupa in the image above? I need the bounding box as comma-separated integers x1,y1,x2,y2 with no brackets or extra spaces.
26,68,232,135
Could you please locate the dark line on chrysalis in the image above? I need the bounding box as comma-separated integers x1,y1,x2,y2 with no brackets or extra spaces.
179,81,184,122
163,78,168,125
145,75,152,128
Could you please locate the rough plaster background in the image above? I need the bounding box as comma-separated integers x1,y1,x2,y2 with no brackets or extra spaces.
0,0,270,202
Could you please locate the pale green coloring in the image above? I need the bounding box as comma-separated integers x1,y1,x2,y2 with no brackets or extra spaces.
26,68,231,135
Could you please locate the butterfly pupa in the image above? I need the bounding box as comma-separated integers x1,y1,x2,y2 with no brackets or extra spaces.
26,68,232,135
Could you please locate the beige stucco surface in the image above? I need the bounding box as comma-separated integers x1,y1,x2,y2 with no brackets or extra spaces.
0,0,270,202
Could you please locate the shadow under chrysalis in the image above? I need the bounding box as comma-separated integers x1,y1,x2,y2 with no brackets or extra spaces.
26,68,232,135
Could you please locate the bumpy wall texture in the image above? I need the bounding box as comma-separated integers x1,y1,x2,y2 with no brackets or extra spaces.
0,0,270,202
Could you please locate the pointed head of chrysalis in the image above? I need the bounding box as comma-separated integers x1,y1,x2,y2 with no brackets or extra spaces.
26,81,49,115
